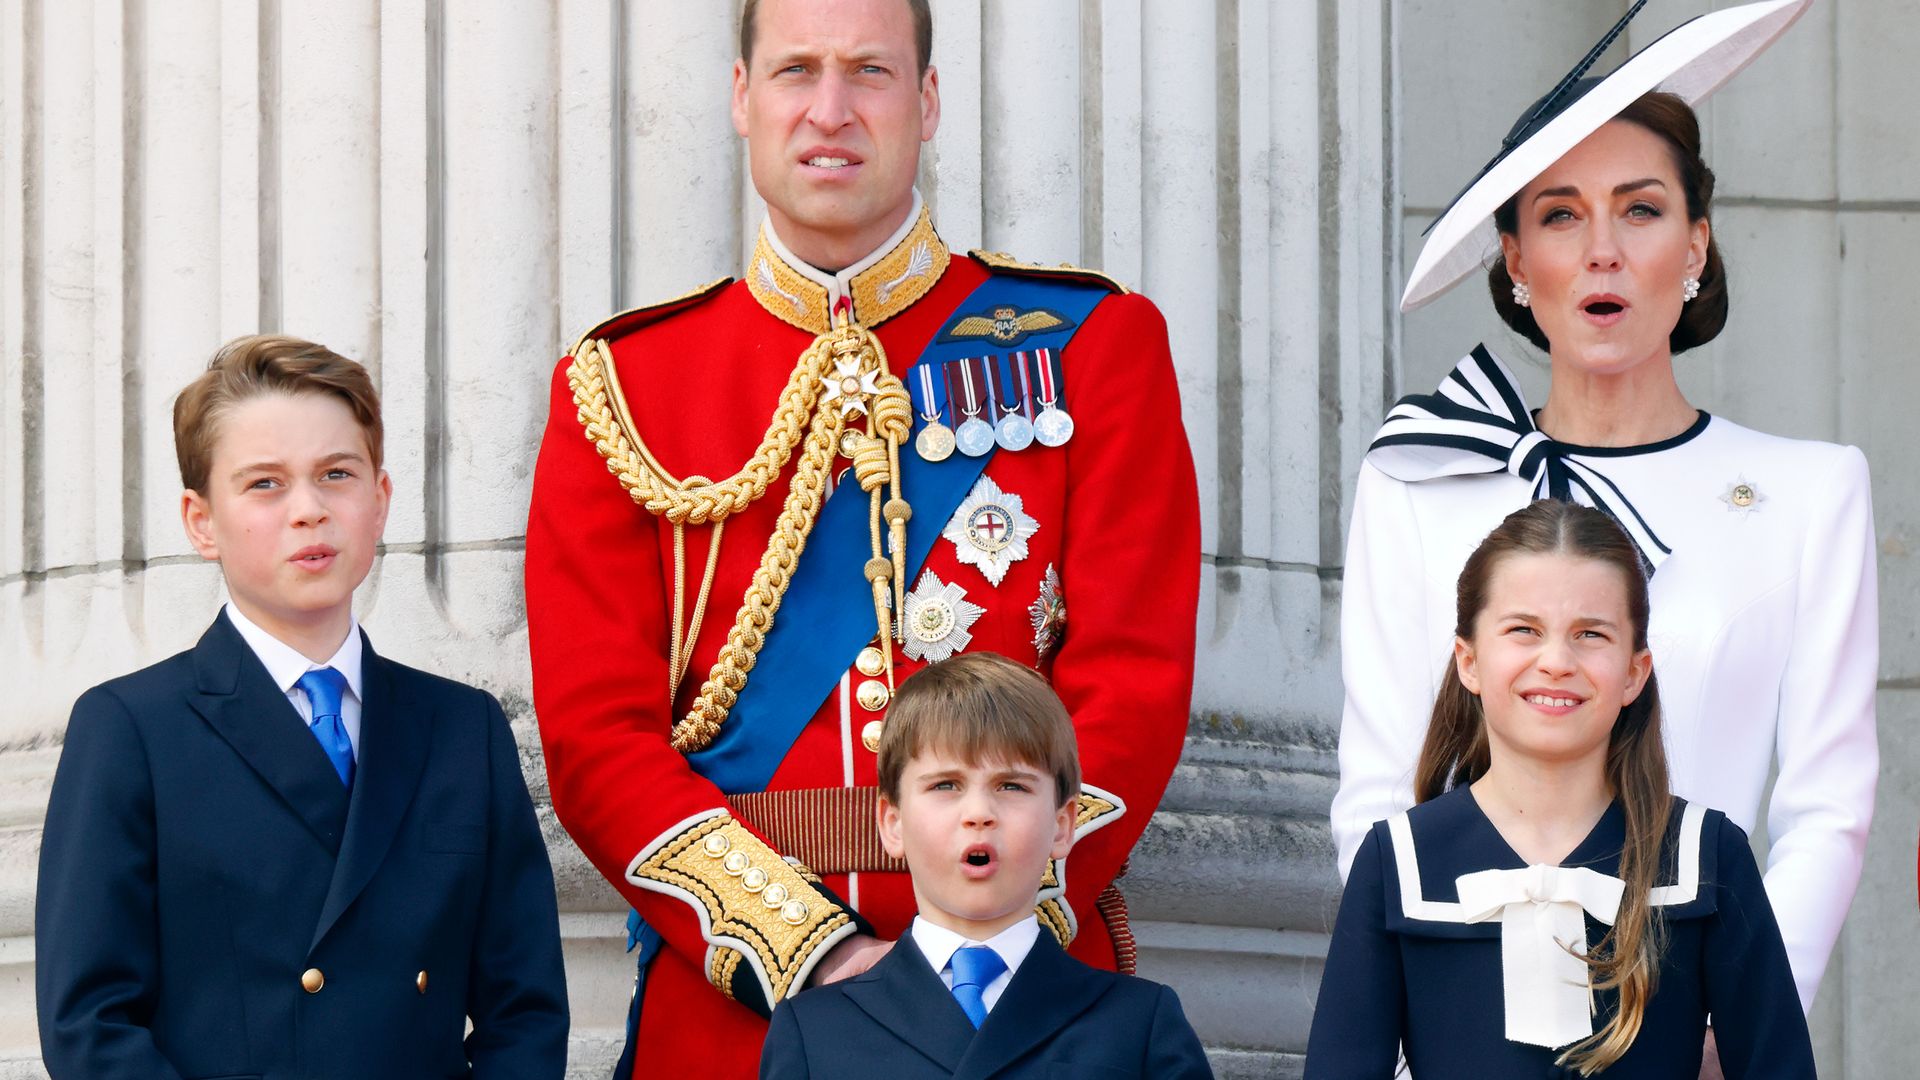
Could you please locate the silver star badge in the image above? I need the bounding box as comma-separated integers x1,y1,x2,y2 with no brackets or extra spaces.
1029,564,1066,663
820,356,881,417
901,570,985,663
941,475,1040,586
1718,476,1765,516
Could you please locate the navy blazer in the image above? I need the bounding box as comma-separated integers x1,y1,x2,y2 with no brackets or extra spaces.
759,928,1212,1079
35,612,569,1079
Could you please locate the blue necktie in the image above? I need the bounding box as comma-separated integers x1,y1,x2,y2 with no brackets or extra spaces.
296,667,355,788
949,945,1007,1029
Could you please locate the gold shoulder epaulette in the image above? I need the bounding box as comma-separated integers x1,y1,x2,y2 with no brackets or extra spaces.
568,276,733,354
967,249,1130,295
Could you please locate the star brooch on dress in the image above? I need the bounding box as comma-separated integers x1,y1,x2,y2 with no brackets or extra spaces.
902,570,986,664
942,475,1040,586
1718,476,1765,517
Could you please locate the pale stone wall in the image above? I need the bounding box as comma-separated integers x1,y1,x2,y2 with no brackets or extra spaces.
8,1,1911,1077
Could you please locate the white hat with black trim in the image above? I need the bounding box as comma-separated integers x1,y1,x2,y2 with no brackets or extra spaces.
1400,0,1812,313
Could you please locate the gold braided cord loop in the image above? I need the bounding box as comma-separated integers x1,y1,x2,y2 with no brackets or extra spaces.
568,336,830,526
869,383,913,445
673,402,844,751
567,315,908,754
847,432,891,493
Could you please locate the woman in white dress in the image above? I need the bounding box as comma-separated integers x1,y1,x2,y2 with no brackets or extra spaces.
1331,0,1875,1024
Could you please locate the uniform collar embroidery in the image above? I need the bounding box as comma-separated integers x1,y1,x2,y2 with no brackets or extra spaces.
1365,344,1691,571
748,190,951,334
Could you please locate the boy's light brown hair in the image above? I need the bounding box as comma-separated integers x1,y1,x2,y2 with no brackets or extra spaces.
877,652,1079,807
173,335,384,495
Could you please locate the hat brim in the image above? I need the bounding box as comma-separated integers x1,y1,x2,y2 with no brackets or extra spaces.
1399,0,1812,314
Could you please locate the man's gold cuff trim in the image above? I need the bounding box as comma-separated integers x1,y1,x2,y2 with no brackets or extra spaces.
1036,896,1077,947
1035,784,1130,940
627,809,857,1006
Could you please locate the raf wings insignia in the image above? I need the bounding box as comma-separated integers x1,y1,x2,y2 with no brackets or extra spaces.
937,304,1078,347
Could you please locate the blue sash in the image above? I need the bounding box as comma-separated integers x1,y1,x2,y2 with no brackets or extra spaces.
687,273,1109,793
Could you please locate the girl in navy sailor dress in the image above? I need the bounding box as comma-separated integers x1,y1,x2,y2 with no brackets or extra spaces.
1306,501,1812,1078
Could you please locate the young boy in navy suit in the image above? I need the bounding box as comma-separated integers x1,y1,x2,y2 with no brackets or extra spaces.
759,652,1212,1079
35,336,569,1078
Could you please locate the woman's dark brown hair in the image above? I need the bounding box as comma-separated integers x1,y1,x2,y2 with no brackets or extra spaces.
1414,499,1670,1074
1489,91,1728,357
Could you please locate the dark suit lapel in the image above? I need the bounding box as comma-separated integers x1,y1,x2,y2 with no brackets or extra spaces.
842,934,978,1073
311,632,431,951
953,932,1113,1080
188,613,351,855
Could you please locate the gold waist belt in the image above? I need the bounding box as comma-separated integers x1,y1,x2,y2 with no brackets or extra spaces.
725,786,908,875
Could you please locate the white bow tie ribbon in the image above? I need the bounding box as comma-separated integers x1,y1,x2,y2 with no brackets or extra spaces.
1366,346,1672,570
1455,862,1627,1049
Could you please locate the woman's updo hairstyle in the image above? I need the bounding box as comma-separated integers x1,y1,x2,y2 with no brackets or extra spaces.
1487,91,1729,356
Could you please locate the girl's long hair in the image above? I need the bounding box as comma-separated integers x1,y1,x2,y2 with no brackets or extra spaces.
1413,499,1671,1075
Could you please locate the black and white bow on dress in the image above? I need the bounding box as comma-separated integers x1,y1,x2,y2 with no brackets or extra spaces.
1366,345,1673,571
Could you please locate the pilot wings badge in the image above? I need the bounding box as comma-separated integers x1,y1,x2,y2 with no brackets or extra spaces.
936,304,1077,348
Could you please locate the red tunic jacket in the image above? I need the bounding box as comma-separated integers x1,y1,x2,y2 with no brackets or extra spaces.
526,212,1199,1078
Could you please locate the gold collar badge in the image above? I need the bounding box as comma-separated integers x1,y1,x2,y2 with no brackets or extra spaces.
747,207,951,334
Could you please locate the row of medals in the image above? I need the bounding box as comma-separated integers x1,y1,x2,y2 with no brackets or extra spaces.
850,373,1071,748
915,399,1074,462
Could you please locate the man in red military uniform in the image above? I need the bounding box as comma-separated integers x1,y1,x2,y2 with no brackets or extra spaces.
525,0,1199,1075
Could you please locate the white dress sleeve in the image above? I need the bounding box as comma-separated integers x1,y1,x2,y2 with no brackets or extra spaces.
1762,444,1879,1011
1331,461,1442,880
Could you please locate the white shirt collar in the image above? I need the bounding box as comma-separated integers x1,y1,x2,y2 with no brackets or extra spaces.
762,188,925,318
910,913,1042,981
223,601,365,702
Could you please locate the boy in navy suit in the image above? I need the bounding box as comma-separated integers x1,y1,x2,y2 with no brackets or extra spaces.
759,652,1212,1079
35,336,569,1078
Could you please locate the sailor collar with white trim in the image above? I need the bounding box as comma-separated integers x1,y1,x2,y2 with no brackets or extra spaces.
748,188,951,334
1375,785,1719,939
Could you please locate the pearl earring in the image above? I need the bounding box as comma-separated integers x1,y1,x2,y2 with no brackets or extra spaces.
1682,277,1700,302
1511,281,1531,308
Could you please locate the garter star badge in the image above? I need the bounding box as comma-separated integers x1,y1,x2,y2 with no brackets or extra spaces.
902,571,985,663
1029,564,1066,663
1718,476,1765,516
943,475,1040,586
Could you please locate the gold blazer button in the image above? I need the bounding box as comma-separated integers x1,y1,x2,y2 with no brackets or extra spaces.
301,968,325,994
417,970,429,994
